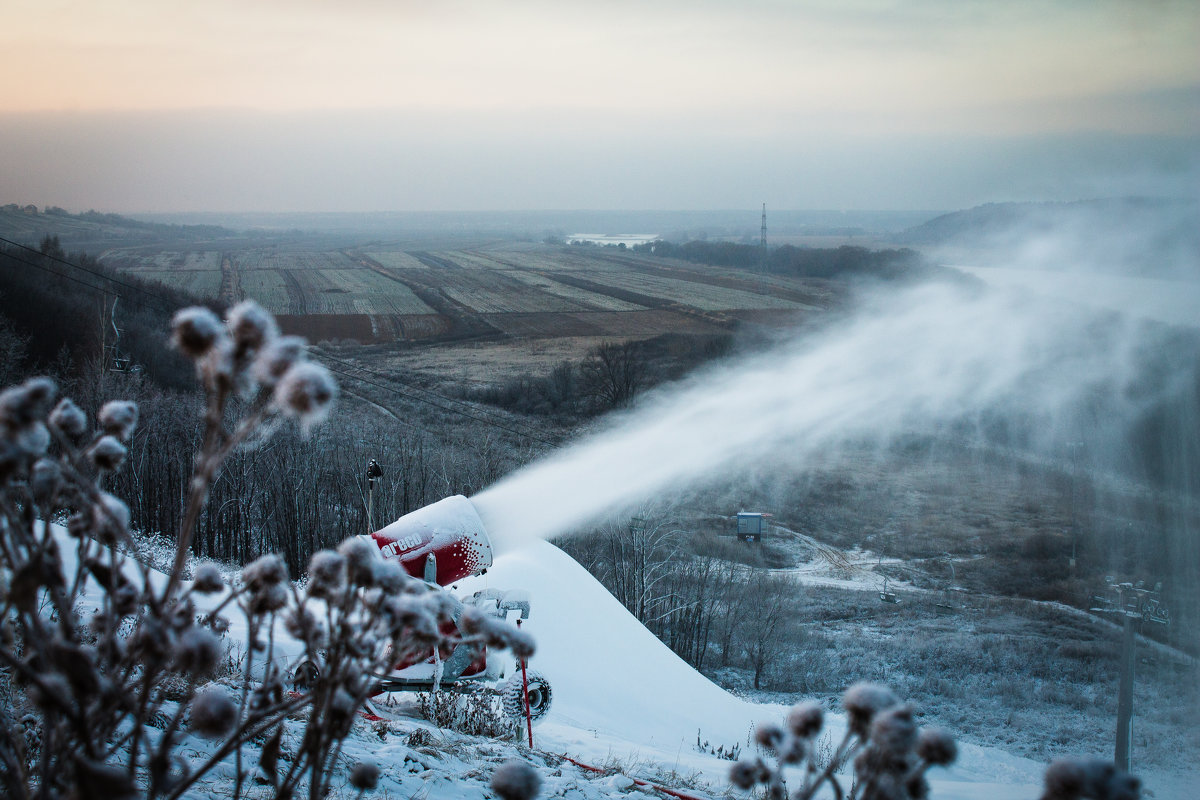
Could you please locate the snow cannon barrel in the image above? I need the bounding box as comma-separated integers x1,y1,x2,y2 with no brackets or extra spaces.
368,495,492,586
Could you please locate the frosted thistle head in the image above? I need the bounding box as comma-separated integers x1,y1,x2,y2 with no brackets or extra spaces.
843,682,900,739
191,563,226,594
88,435,127,471
916,727,957,767
273,362,337,431
226,300,278,360
48,398,88,439
0,377,57,429
97,400,138,441
350,762,380,791
305,550,346,598
240,553,287,593
189,686,238,738
173,628,223,678
252,335,307,388
491,761,541,800
171,307,225,358
786,701,824,739
729,757,768,791
869,703,917,758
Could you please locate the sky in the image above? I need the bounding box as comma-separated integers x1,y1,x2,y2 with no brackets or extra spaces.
1,0,1197,213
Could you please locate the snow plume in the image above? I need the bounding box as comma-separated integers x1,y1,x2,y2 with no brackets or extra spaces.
472,277,1196,551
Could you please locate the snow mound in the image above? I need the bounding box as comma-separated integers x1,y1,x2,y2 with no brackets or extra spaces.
458,541,1048,797
460,540,773,754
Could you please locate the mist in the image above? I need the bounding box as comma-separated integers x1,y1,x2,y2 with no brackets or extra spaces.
472,274,1198,551
2,109,1197,213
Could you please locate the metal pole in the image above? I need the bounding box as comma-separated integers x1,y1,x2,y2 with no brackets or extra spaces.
518,618,534,748
367,483,374,534
1115,613,1135,771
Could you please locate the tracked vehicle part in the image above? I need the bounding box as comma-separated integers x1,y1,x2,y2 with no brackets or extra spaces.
501,671,552,722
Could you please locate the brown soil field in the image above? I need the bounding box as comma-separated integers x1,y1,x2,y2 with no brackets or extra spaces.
277,313,376,343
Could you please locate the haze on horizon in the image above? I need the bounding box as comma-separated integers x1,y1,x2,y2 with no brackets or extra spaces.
2,0,1197,214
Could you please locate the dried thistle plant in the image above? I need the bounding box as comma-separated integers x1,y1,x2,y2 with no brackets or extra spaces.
0,303,536,800
730,683,1139,800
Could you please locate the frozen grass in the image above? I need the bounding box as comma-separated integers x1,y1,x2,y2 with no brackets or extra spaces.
711,584,1199,775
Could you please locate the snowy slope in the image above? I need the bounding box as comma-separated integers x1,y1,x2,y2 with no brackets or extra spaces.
457,540,1049,798
47,523,1193,798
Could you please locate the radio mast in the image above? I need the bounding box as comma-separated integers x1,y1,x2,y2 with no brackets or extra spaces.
759,203,767,271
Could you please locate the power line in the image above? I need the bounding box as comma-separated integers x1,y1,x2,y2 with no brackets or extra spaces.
316,356,560,448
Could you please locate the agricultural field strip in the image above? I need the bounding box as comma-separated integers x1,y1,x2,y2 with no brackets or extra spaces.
572,269,807,311
125,269,223,298
390,250,598,314
590,252,827,309
318,268,436,315
237,269,291,315
102,250,223,272
501,270,645,312
437,269,595,314
448,249,647,312
234,251,360,272
359,250,430,270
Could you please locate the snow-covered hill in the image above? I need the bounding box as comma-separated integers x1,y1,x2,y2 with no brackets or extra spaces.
458,540,1049,799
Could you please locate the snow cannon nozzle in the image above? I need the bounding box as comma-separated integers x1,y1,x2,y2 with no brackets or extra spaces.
367,495,493,587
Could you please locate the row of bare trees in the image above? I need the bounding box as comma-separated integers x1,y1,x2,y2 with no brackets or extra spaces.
84,367,529,576
559,515,805,690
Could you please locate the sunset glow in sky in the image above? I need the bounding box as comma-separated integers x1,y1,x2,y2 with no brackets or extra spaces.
2,0,1197,212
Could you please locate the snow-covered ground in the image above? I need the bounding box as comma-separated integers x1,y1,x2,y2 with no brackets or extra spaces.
48,523,1196,798
456,541,1049,800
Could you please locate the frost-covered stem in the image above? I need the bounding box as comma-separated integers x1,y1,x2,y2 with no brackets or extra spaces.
230,611,263,800
163,693,311,800
318,735,350,800
165,396,274,599
797,730,855,800
164,387,226,599
126,650,157,782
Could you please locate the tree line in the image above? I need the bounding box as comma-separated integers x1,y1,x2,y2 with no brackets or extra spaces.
633,239,934,281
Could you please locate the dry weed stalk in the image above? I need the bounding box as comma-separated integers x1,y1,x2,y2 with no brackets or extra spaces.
0,303,534,800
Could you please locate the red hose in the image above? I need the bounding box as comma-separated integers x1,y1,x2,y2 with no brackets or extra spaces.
558,755,714,800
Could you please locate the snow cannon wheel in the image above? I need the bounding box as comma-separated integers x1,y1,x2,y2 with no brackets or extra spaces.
291,660,320,690
501,671,552,723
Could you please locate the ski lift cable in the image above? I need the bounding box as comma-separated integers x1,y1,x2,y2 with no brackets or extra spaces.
318,359,559,448
0,235,180,312
313,350,561,447
0,247,176,315
313,347,555,441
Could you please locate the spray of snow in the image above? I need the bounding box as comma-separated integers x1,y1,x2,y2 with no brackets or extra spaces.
472,279,1189,551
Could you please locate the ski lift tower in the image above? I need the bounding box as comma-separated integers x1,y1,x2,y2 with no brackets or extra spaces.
1090,577,1170,771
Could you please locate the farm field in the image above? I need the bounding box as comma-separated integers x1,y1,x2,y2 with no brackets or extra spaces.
99,240,833,344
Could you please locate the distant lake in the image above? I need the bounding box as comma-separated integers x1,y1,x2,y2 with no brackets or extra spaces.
567,233,659,247
952,265,1200,329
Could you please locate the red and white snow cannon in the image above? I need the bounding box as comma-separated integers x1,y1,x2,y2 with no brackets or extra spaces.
334,495,550,721
367,494,494,586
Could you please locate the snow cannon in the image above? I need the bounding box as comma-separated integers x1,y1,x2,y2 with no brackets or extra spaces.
368,494,492,586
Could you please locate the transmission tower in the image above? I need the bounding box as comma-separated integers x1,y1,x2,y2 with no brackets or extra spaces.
759,203,767,270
